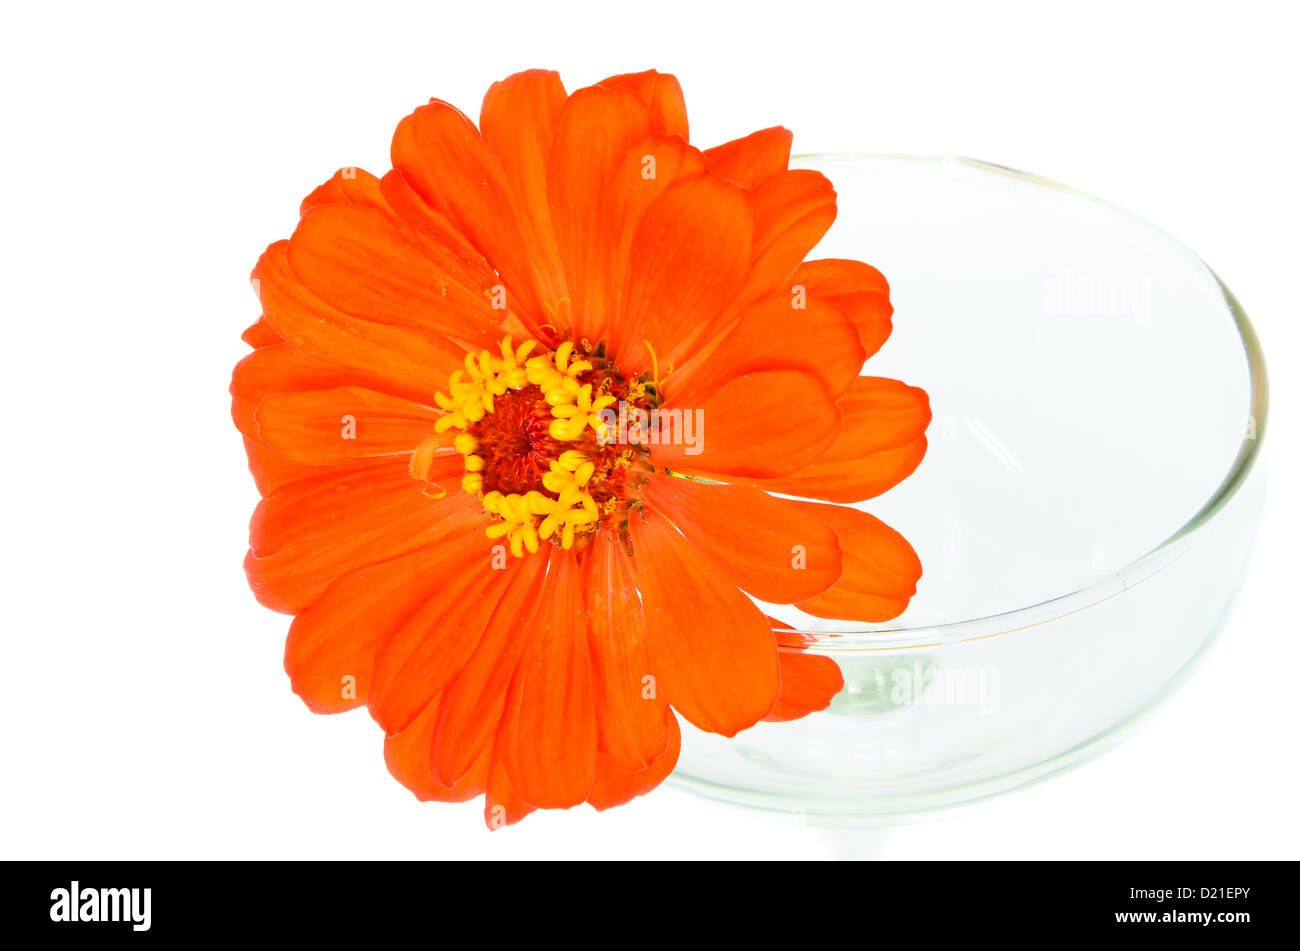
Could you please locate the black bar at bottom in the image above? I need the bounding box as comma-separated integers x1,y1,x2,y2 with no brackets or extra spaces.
2,860,1286,939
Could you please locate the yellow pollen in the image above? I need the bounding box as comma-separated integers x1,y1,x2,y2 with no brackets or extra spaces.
426,335,629,558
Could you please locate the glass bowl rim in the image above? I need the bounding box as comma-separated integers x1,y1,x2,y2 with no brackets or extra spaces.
782,153,1270,650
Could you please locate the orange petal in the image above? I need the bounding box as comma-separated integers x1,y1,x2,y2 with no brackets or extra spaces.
284,538,478,714
431,548,550,786
547,85,652,340
703,126,792,188
231,336,443,490
391,99,548,326
737,169,837,306
238,434,369,496
651,370,840,480
598,70,688,139
667,294,864,404
245,464,474,614
791,258,894,358
231,342,353,439
252,241,461,399
587,714,681,811
581,133,707,345
792,501,922,622
254,386,437,465
631,508,779,736
751,375,930,502
485,749,536,830
372,169,532,346
586,534,672,771
765,648,845,722
614,175,754,375
241,316,281,349
299,166,387,216
385,700,491,803
286,202,501,346
790,258,890,295
499,552,598,809
368,553,528,736
479,69,570,312
232,341,425,491
642,474,842,603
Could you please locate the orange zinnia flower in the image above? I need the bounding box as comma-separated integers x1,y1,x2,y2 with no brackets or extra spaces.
232,69,930,827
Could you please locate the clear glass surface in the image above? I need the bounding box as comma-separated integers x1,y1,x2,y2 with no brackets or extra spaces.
671,155,1269,818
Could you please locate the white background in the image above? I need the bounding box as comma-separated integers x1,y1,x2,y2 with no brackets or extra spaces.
1,0,1295,859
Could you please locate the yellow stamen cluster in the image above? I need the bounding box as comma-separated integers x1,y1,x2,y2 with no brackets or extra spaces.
433,338,537,434
434,338,616,445
481,450,600,557
428,336,625,556
526,341,619,442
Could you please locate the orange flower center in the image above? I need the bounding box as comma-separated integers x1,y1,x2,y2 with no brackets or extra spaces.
412,337,657,557
467,386,570,496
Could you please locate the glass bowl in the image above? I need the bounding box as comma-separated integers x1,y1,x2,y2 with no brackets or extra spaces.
670,154,1268,819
